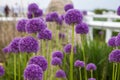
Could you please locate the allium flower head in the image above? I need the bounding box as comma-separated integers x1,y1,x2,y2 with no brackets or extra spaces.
56,70,66,78
52,51,63,60
2,45,11,53
64,9,83,25
88,78,96,80
61,14,65,20
115,33,120,46
51,57,62,66
108,36,116,47
86,63,97,71
117,6,120,16
28,56,48,71
9,37,22,53
59,33,65,39
27,12,33,19
28,3,39,12
74,60,85,68
26,18,47,33
46,13,53,22
64,44,76,54
56,16,63,25
34,9,43,17
82,11,87,16
16,19,27,32
24,64,43,80
109,49,120,63
75,22,89,34
19,36,39,53
50,12,59,21
64,4,74,12
0,66,5,77
38,28,52,40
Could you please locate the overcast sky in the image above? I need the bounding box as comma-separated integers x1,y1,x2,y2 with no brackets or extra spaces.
0,0,120,10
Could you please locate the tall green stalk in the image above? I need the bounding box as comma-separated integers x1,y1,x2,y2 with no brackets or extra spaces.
91,70,93,78
14,54,16,80
18,54,21,80
81,35,87,80
70,25,74,80
114,64,117,80
79,68,82,80
112,63,115,80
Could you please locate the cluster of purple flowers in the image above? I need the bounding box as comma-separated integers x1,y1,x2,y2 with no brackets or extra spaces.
63,44,76,54
27,3,43,19
117,6,120,16
24,56,48,80
0,66,5,77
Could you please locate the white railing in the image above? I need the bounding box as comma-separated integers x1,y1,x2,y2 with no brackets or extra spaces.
85,14,120,42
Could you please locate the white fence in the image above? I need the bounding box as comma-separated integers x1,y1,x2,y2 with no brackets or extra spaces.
0,14,120,42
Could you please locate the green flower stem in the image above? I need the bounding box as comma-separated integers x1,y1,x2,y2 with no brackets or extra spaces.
70,25,74,80
114,63,118,80
64,53,66,70
14,54,16,80
112,63,115,80
56,30,60,50
118,64,120,80
79,68,82,80
18,54,21,80
91,70,93,78
81,35,87,80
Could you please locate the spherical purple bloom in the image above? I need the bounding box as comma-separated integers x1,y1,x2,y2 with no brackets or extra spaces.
64,44,76,54
88,78,96,80
26,18,47,33
82,11,87,16
28,56,48,71
24,64,43,80
61,14,65,20
59,32,65,39
75,22,89,34
16,19,27,32
64,4,74,12
37,28,52,40
56,16,63,25
117,6,120,16
19,36,39,53
86,63,97,71
9,37,22,53
45,13,53,22
52,51,63,60
0,66,5,77
74,60,85,68
28,3,39,12
108,36,116,47
51,57,62,66
34,9,43,17
109,49,120,63
64,9,83,25
56,70,66,78
2,45,11,53
115,33,120,46
50,12,59,21
27,12,33,19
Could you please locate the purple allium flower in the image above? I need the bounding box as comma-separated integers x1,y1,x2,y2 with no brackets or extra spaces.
28,3,39,12
64,44,76,54
51,57,62,66
49,12,59,21
56,70,66,78
46,13,53,22
82,11,87,16
19,36,39,53
9,37,22,53
74,60,85,68
56,16,63,25
64,9,83,25
117,6,120,16
59,32,65,39
27,12,33,19
37,28,52,40
24,64,43,80
61,14,65,20
52,51,63,60
109,49,120,63
34,9,43,17
16,19,27,32
28,56,48,71
108,36,116,47
115,33,120,46
75,22,89,34
86,63,97,71
26,18,47,33
88,78,96,80
64,4,74,12
2,45,11,53
0,66,5,77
